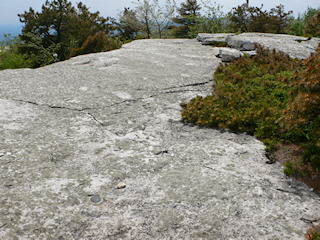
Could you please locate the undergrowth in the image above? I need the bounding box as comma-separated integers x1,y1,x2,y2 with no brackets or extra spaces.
181,45,320,180
207,41,229,47
306,223,320,240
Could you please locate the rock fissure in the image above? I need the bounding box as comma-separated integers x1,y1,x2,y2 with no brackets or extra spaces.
86,113,105,126
203,165,215,170
276,188,301,195
10,98,93,112
162,79,215,90
300,217,320,224
0,224,7,229
161,89,208,94
294,38,312,43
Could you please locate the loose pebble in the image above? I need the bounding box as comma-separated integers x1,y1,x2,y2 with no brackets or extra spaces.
117,182,126,189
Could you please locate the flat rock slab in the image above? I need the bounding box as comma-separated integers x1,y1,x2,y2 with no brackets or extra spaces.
197,33,235,45
0,39,319,239
218,47,244,62
198,32,320,59
226,32,320,59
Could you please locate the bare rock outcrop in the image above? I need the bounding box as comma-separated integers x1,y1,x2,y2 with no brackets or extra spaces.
217,47,244,62
1,39,319,239
198,32,320,60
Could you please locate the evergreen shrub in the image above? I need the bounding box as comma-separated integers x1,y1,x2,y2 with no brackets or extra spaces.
181,45,320,178
70,32,122,57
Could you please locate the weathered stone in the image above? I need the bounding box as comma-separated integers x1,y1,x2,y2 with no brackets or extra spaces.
242,50,257,57
90,195,103,203
197,33,234,45
218,47,244,62
0,39,319,239
117,182,126,189
226,32,320,59
0,150,5,157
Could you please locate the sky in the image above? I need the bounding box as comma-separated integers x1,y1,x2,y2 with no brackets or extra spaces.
0,0,320,26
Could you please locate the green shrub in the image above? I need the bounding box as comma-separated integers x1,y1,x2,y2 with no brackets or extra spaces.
0,51,29,70
207,41,229,47
181,44,320,177
305,10,320,37
70,32,122,57
18,32,59,68
0,34,31,70
283,159,300,176
182,46,302,139
306,224,320,240
283,45,320,169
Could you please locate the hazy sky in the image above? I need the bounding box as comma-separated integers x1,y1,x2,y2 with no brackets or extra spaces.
1,0,320,25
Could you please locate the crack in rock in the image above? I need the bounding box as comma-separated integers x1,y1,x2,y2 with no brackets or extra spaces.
162,79,214,90
300,217,320,224
11,98,93,112
86,113,105,126
276,188,301,196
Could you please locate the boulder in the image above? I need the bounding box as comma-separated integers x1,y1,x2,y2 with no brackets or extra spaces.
226,32,320,59
218,47,244,62
197,33,234,45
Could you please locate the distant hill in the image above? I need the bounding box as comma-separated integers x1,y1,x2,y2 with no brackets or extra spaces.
0,24,23,41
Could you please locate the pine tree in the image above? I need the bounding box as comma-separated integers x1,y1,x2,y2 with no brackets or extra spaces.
305,10,320,37
18,0,115,67
173,0,201,38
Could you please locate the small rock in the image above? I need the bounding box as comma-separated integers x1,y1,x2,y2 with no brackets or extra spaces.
197,33,235,43
117,182,126,189
242,50,257,57
218,48,244,62
0,150,6,157
90,195,103,204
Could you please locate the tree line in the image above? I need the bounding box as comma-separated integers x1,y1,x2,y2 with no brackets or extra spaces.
1,0,320,69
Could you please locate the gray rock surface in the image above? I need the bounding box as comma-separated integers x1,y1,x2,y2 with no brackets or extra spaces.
197,33,234,45
226,32,320,59
1,39,320,239
218,47,244,62
197,32,320,59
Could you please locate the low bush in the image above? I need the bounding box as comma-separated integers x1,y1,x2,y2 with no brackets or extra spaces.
0,35,31,70
182,46,302,138
283,46,320,170
70,32,122,58
306,223,320,240
207,41,229,47
181,45,319,179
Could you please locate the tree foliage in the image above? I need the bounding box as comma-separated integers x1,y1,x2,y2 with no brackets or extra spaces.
304,10,320,37
188,0,231,37
229,2,292,33
132,0,176,39
229,2,250,32
114,7,141,41
69,31,122,57
0,35,30,70
287,7,319,36
18,0,118,67
151,0,176,38
269,4,293,34
173,0,201,37
134,0,155,38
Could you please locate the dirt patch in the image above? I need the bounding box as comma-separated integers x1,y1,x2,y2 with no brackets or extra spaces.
273,143,320,196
